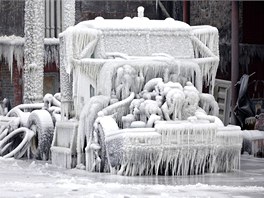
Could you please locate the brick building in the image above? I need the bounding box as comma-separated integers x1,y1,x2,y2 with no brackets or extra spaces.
0,1,263,110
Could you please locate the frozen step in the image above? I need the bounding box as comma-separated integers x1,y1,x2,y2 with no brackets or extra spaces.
51,121,78,169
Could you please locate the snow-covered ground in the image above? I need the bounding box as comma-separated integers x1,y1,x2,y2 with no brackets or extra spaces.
1,155,264,198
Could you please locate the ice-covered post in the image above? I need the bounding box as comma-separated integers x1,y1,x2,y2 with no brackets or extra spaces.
23,0,45,104
137,6,144,18
60,0,75,120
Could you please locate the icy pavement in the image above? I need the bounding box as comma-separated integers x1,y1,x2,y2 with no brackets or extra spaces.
1,155,264,198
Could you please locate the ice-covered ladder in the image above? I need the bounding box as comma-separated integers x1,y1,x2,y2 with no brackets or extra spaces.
213,79,232,125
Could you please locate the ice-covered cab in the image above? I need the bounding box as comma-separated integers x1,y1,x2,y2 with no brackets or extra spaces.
59,10,219,118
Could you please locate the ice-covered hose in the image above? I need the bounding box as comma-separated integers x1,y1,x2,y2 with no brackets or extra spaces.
43,93,61,109
101,92,135,116
0,127,35,158
6,103,44,117
6,103,44,127
100,92,135,127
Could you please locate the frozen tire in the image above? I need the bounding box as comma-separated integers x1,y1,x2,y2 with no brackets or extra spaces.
27,110,54,160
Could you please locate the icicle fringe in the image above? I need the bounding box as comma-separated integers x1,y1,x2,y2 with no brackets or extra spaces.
103,122,243,176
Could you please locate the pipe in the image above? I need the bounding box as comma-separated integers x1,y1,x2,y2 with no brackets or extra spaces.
61,0,64,30
231,1,239,124
50,0,55,38
45,0,50,38
158,1,170,18
56,0,61,37
183,0,190,24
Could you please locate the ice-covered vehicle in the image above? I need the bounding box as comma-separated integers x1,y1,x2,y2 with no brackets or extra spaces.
0,7,242,176
50,7,242,176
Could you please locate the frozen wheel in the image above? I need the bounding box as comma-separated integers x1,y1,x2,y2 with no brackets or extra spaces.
27,110,54,160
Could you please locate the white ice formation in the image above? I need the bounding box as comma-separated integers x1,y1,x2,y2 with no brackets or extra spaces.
53,12,243,176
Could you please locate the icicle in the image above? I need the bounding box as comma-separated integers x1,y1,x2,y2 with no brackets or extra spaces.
0,36,24,79
44,38,59,67
216,125,243,172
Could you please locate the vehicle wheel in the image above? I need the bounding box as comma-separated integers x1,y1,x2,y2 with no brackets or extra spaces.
27,110,54,160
